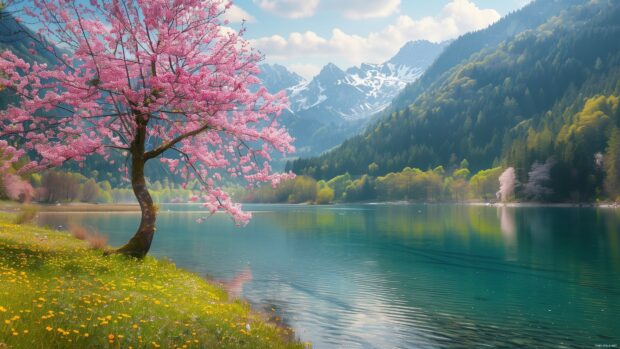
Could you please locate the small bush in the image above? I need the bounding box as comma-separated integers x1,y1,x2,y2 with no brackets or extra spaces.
14,205,39,225
87,232,108,250
316,187,335,205
68,224,89,240
67,223,109,250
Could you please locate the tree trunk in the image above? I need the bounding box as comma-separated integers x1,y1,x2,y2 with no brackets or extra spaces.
115,153,157,258
116,115,156,258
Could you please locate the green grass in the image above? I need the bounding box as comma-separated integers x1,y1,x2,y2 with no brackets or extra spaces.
0,213,307,349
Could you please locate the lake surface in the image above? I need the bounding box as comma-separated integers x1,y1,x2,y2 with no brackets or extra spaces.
37,204,620,349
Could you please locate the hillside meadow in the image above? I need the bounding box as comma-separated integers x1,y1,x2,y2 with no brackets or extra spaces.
0,213,305,349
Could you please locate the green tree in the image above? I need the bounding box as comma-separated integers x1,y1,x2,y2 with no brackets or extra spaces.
97,190,113,204
316,187,335,205
288,176,318,203
327,173,352,200
368,163,379,175
81,179,100,203
605,127,620,200
470,167,503,200
344,175,375,202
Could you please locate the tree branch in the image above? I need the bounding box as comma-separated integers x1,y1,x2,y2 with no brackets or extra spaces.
144,123,211,161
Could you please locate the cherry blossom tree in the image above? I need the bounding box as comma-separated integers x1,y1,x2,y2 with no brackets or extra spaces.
0,140,33,202
0,0,294,257
497,167,516,203
0,140,21,173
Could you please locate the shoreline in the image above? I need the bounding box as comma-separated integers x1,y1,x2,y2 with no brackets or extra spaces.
467,201,620,208
2,201,618,214
0,212,305,348
329,201,620,208
37,203,140,212
0,202,140,213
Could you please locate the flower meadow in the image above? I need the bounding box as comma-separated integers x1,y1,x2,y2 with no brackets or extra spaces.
0,213,305,348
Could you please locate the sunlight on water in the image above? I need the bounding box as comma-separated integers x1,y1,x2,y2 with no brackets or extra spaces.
38,204,620,349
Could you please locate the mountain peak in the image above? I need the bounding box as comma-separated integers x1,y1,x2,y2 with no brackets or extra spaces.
316,62,346,81
259,63,303,79
321,62,343,73
257,63,304,93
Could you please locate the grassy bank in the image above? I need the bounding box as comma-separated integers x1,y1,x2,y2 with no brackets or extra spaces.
0,213,306,349
0,202,141,213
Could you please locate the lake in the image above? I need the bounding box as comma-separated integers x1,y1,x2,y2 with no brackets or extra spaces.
37,204,620,349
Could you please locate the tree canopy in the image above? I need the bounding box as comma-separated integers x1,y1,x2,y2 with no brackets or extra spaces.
0,0,294,256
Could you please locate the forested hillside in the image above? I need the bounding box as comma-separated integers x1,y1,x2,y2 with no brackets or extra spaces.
390,0,585,111
290,0,620,202
0,11,58,107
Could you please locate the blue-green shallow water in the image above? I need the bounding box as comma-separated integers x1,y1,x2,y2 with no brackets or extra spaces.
37,204,620,349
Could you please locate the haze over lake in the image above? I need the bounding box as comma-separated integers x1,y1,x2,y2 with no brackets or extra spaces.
38,204,620,349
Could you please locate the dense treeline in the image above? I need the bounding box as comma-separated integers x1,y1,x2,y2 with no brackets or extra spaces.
242,176,334,204
390,0,584,112
289,0,620,202
0,169,198,204
244,162,514,204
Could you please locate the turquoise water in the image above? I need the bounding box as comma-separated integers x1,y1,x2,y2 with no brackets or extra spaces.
37,204,620,348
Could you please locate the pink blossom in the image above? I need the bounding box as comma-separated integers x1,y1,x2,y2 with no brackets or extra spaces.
1,0,294,224
2,174,34,203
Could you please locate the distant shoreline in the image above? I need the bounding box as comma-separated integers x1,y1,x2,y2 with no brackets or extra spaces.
0,202,140,213
333,201,620,209
2,201,618,213
466,202,619,209
37,203,141,212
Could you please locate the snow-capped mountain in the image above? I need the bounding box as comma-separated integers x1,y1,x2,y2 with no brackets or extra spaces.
288,61,423,121
259,40,449,160
285,40,449,122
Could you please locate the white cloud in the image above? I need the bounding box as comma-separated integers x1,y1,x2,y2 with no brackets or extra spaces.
289,63,322,79
223,4,256,23
253,0,399,20
251,0,500,74
219,25,238,36
336,0,400,19
515,0,534,9
253,0,319,19
441,0,500,33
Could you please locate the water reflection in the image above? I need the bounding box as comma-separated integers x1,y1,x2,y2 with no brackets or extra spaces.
498,206,516,241
219,266,253,298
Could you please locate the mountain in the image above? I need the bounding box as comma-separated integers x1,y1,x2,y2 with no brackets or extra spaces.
0,11,58,65
289,0,620,201
388,40,451,68
287,40,448,123
259,40,449,159
257,63,303,93
0,11,60,108
390,0,586,111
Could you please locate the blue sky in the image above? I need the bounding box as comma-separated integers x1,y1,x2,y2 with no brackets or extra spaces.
223,0,532,78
